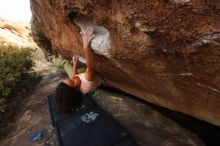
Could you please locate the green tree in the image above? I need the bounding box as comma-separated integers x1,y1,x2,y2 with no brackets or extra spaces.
0,45,33,112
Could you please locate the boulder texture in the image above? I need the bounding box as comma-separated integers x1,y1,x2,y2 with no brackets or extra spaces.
30,0,220,126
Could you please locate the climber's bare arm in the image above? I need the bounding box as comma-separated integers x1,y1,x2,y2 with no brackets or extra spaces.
80,27,95,81
70,55,78,79
83,47,95,81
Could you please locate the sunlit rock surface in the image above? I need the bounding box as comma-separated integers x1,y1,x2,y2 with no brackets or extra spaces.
30,0,220,126
0,17,33,47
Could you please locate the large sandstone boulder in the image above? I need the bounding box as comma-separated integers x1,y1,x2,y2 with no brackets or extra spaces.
30,0,220,126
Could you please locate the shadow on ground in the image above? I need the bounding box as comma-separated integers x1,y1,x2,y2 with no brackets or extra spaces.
100,86,220,146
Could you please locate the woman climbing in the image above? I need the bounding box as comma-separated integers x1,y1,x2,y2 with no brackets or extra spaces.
47,26,102,114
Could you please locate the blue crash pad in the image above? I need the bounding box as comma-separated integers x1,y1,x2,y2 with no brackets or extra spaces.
47,95,138,146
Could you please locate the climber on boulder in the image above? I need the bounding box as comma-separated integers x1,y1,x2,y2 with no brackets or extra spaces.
47,26,102,114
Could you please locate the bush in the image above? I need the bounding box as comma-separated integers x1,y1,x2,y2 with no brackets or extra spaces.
0,44,33,112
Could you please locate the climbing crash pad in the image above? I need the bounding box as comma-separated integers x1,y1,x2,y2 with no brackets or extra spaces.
47,95,138,146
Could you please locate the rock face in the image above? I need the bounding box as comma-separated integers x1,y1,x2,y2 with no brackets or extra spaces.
30,0,220,126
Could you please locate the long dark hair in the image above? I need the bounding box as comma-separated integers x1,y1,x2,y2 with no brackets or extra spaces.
55,82,82,114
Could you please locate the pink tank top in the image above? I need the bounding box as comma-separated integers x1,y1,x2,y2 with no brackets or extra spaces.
76,73,102,94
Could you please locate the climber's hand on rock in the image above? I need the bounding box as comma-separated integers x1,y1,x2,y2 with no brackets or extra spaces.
80,26,94,49
72,55,78,68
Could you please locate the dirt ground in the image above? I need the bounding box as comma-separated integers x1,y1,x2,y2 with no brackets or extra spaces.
0,62,204,146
